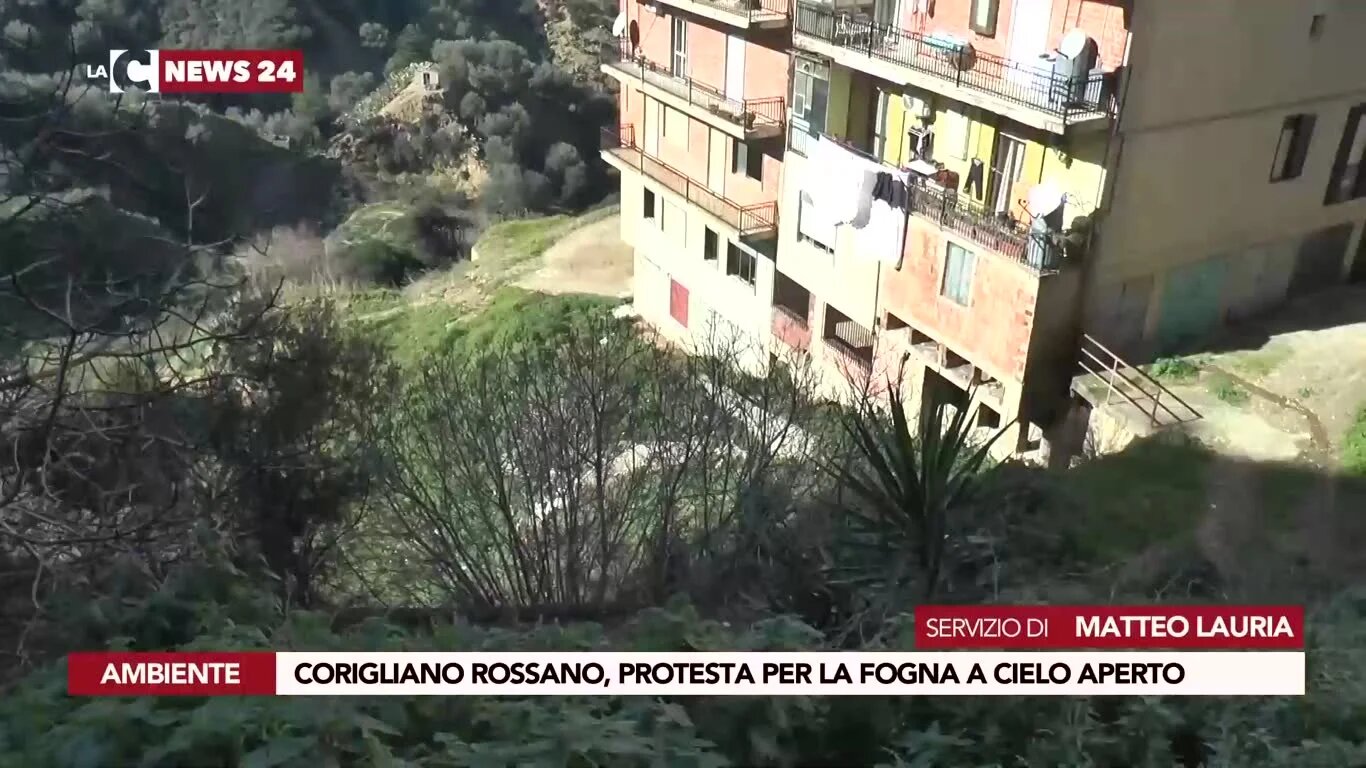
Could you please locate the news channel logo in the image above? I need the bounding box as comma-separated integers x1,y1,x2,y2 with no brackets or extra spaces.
100,49,160,93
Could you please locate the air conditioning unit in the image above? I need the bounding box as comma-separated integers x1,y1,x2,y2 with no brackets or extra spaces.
902,94,934,121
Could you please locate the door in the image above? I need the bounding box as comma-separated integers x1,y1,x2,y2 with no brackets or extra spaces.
1008,0,1052,85
1289,223,1352,296
644,98,661,156
1156,258,1228,354
725,35,745,100
988,134,1027,216
671,17,688,78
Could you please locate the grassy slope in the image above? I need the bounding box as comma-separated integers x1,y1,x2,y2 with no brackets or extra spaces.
344,206,623,366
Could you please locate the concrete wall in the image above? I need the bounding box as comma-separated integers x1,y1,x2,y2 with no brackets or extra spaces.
622,165,777,371
1086,0,1366,356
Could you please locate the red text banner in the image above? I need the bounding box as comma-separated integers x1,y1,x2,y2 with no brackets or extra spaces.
159,50,303,94
914,605,1304,649
68,651,277,696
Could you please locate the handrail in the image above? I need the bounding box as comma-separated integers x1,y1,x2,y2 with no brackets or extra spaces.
907,180,1064,272
1076,334,1201,426
793,1,1118,124
602,125,778,237
609,39,785,128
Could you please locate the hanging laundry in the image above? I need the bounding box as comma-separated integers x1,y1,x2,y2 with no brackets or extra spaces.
851,169,911,267
963,158,985,199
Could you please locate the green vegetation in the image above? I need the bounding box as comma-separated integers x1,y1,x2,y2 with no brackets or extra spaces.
1209,372,1252,406
1148,356,1201,382
1052,435,1212,565
1230,345,1293,378
1346,406,1366,476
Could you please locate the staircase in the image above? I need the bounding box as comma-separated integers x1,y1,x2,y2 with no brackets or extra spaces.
1072,334,1201,433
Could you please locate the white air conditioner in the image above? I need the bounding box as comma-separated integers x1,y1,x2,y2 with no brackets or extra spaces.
902,94,934,120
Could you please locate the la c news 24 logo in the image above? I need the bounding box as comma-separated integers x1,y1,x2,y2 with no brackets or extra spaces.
84,49,161,93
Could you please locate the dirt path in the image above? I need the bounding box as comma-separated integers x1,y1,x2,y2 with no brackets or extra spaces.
515,214,632,298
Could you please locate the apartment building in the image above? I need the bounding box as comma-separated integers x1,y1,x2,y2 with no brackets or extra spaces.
602,0,791,371
606,0,1366,458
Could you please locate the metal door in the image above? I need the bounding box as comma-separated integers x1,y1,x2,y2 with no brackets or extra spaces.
1156,257,1228,354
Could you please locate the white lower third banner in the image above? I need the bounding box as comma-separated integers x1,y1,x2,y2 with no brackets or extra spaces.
272,652,1306,696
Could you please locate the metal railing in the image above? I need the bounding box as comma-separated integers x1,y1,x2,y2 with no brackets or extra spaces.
1076,334,1202,428
602,126,779,237
608,40,785,130
794,1,1117,123
659,0,790,23
907,180,1064,272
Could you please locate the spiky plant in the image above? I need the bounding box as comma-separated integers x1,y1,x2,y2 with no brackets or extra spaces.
828,381,1012,606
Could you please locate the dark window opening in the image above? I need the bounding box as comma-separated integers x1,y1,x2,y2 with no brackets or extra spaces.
774,271,811,323
1310,14,1326,39
1326,103,1366,205
703,227,719,261
643,188,657,220
733,140,763,181
822,305,874,369
1270,113,1315,182
725,242,757,288
976,404,1002,431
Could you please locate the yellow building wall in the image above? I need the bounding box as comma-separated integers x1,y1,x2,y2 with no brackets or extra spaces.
826,67,852,139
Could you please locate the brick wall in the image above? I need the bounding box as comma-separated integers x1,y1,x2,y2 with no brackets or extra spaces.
880,218,1040,381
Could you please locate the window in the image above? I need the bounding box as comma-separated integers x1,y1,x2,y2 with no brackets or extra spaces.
791,57,830,130
1326,104,1366,205
1310,14,1326,40
941,242,976,305
732,140,763,181
643,189,657,221
1271,114,1315,182
970,0,999,36
725,243,757,288
671,17,688,77
703,227,719,261
797,195,833,252
669,279,689,327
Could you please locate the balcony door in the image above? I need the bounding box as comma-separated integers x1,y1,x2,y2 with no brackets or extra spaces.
873,0,901,29
1008,0,1052,88
988,133,1027,217
725,35,745,100
671,17,688,78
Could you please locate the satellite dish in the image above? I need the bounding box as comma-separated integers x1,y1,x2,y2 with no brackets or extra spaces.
1059,29,1090,59
1027,182,1065,218
612,12,627,38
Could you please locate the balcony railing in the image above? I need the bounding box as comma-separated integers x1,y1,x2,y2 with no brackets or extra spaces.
660,0,789,24
607,40,785,131
602,126,779,238
908,180,1063,272
794,1,1117,124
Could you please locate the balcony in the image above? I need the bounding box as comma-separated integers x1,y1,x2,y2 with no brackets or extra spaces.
602,126,779,239
647,0,789,31
906,180,1064,273
602,40,785,141
793,1,1118,134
